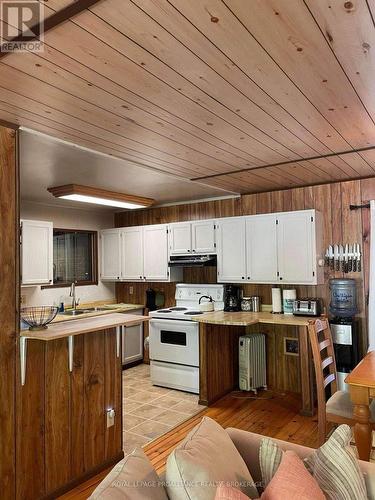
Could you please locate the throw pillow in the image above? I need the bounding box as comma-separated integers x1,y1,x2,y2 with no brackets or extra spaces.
166,416,259,500
89,448,168,500
261,450,325,500
259,437,282,487
215,484,250,499
305,424,367,500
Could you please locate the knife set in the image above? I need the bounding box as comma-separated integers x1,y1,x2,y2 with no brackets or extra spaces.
324,243,361,273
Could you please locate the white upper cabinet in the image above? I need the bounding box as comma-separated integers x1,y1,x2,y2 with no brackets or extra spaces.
21,220,53,285
191,220,216,254
217,217,246,282
246,214,278,283
217,210,322,285
143,224,169,281
121,227,144,280
169,223,192,255
277,210,321,285
101,225,181,282
101,228,121,280
169,220,216,255
100,209,322,285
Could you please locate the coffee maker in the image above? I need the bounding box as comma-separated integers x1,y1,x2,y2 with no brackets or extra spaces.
224,285,241,312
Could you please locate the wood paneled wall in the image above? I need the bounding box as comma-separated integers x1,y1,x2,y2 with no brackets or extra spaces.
116,178,375,355
0,124,18,498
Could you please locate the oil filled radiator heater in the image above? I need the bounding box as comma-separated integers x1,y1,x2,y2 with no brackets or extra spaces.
239,334,267,393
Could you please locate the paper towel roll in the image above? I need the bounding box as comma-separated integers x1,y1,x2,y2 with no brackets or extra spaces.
272,288,282,313
283,289,296,315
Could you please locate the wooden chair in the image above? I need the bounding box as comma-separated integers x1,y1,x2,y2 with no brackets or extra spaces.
308,318,375,445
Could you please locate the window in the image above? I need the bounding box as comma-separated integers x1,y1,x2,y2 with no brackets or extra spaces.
45,229,98,288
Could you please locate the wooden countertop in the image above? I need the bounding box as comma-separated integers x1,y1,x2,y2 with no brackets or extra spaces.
20,313,150,341
345,351,375,388
191,310,313,327
52,303,145,323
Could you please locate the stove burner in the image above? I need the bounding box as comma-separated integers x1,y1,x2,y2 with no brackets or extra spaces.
169,307,188,311
185,311,204,315
158,309,172,313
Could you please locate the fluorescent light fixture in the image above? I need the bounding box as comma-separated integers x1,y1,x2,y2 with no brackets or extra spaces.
48,184,154,210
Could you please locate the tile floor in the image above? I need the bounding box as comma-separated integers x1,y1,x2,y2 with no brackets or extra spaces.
123,363,204,455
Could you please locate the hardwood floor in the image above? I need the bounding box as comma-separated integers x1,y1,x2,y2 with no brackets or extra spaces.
59,390,318,499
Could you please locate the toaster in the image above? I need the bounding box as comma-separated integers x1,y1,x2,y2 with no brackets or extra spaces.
293,298,322,317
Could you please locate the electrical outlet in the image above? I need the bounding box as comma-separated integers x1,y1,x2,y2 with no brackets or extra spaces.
106,408,115,428
129,286,134,295
21,295,26,305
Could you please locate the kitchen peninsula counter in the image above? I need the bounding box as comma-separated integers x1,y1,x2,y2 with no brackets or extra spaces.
21,312,149,341
191,310,313,327
18,312,149,498
195,311,316,417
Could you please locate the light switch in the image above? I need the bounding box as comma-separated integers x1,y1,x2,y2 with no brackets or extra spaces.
106,408,115,428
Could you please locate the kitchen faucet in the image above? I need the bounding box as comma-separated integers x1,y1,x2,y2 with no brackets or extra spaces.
70,282,80,310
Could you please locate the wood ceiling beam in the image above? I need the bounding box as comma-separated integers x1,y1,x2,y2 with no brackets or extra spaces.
192,145,375,181
0,0,103,59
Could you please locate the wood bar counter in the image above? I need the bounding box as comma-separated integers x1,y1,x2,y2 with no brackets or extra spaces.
193,311,315,416
18,313,149,500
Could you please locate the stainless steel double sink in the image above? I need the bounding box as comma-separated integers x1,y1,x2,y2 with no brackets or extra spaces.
62,307,108,316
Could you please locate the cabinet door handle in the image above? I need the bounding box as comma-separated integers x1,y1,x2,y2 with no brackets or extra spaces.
247,276,250,280
139,276,142,279
279,277,283,281
143,276,146,280
241,276,245,280
187,249,191,252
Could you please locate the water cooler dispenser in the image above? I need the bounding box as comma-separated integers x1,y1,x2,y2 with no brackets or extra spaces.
329,279,360,391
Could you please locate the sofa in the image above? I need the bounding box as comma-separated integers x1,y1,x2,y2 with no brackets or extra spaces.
90,418,375,499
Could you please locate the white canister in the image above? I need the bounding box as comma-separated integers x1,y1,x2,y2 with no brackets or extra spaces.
283,289,297,315
272,288,282,313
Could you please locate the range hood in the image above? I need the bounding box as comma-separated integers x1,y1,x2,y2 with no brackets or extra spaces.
168,254,217,267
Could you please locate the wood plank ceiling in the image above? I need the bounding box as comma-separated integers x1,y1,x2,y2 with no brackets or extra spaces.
1,0,375,194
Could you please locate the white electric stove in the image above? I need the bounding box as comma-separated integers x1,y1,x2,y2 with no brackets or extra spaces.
149,284,224,393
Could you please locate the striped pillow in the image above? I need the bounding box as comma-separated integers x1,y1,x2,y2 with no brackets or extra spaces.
259,438,282,487
305,425,367,500
259,425,367,500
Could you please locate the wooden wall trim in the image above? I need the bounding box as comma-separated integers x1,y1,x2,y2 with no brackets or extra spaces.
0,118,19,130
193,147,375,181
0,125,18,497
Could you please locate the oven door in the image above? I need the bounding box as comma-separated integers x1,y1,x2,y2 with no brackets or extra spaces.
149,319,199,367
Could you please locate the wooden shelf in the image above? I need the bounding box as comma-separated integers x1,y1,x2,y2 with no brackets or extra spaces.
20,312,149,341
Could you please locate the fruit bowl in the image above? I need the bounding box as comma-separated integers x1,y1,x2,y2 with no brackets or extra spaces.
21,306,59,331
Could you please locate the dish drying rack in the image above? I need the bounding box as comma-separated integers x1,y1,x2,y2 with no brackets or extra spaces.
324,243,361,273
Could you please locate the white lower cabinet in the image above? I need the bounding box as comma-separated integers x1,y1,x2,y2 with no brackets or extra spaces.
21,219,53,285
123,324,143,364
122,310,143,365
